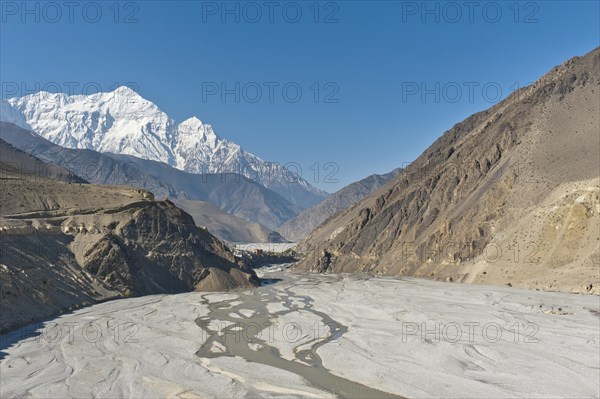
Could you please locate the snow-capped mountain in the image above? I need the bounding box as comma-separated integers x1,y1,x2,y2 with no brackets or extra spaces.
1,87,327,208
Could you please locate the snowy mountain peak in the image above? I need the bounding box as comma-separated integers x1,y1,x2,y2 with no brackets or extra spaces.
180,116,205,129
178,117,219,142
107,86,148,103
112,85,138,95
1,89,329,207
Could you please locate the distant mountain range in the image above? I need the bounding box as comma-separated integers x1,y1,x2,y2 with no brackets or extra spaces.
278,168,401,241
0,138,85,184
174,199,288,243
1,87,328,209
0,122,299,232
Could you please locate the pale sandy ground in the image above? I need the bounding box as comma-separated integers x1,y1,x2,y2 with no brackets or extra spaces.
292,275,600,398
1,272,599,398
0,292,332,399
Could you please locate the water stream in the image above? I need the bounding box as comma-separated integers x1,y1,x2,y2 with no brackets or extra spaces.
194,271,403,398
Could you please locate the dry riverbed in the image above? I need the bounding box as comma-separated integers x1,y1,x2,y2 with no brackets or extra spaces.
1,269,598,398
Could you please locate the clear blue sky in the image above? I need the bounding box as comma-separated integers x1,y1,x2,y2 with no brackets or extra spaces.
1,1,598,192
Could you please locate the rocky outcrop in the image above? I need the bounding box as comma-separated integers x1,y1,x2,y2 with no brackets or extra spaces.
313,250,333,273
296,47,600,294
0,146,259,332
74,200,259,296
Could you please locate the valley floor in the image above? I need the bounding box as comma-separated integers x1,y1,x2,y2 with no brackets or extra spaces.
1,270,598,398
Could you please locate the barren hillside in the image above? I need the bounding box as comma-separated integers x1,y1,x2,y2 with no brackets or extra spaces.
0,144,258,331
296,47,600,294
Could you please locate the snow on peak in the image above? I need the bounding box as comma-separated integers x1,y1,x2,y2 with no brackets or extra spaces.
180,116,204,129
1,89,328,202
178,117,218,140
107,86,147,102
112,85,137,94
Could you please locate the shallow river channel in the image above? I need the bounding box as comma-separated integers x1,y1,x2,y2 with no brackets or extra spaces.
195,270,403,398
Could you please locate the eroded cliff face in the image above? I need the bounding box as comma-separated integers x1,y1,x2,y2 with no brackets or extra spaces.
72,199,259,295
0,151,258,332
296,48,600,294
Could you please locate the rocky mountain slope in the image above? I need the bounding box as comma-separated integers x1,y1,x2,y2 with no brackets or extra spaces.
0,139,85,184
296,47,600,294
278,168,401,241
0,122,300,230
1,87,328,208
0,143,259,331
173,199,287,243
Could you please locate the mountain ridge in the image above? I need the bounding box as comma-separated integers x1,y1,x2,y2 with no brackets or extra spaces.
173,199,288,243
295,47,600,294
278,168,402,241
1,87,328,208
0,122,300,230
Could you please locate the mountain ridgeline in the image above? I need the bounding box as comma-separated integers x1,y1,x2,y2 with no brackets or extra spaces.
278,169,401,242
0,122,300,234
296,47,600,294
173,199,288,243
0,88,328,209
1,48,598,299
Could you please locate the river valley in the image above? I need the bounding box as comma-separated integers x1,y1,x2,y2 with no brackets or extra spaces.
1,268,599,398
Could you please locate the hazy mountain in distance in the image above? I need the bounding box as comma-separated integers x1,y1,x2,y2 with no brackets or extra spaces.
105,152,302,230
0,122,300,230
278,168,401,242
0,141,258,332
173,199,288,243
296,47,600,294
0,139,86,184
1,87,328,208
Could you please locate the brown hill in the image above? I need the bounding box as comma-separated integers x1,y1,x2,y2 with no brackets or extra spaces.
0,143,258,331
296,47,600,294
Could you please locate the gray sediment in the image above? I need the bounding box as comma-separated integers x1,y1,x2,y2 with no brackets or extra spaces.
195,272,403,399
